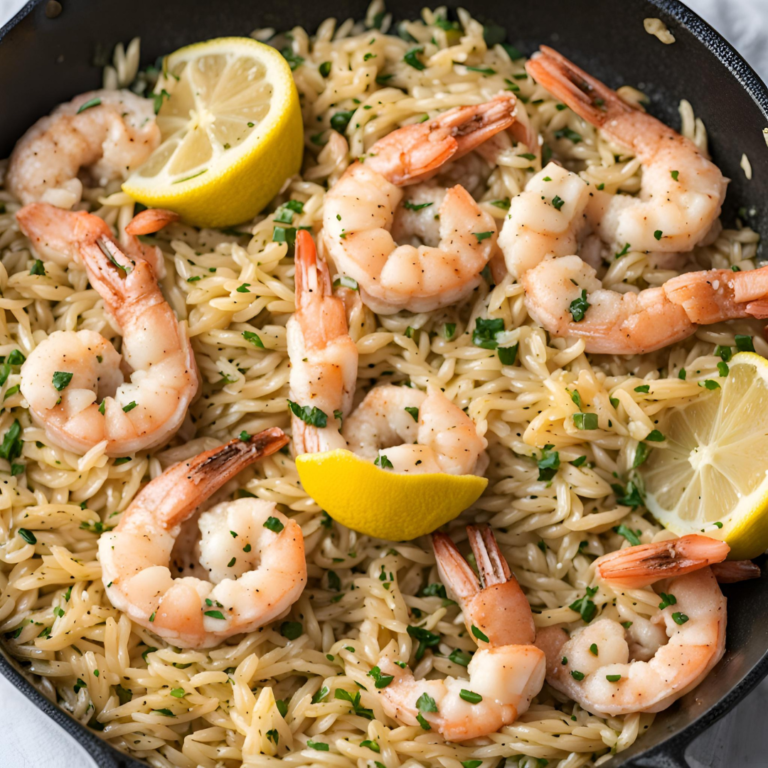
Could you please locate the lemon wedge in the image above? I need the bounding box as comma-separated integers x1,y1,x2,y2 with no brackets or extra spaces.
643,352,768,559
123,37,303,228
296,450,488,540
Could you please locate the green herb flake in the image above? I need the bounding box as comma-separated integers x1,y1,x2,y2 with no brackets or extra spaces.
404,406,419,422
569,290,590,322
472,317,505,349
471,624,490,643
403,200,433,212
287,399,328,427
404,47,426,71
77,97,102,114
459,689,483,704
658,592,677,610
367,665,394,689
52,371,74,391
537,445,560,482
736,334,755,352
18,528,37,545
280,621,303,640
498,343,519,365
613,524,641,546
449,648,472,667
573,412,598,430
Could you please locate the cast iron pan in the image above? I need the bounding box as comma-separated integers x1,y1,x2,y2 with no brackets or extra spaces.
0,1,767,766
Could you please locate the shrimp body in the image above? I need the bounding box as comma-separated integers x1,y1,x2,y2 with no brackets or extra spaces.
500,163,593,279
494,49,758,355
98,428,307,649
378,527,546,741
323,94,517,314
287,230,359,454
343,384,487,475
7,90,160,206
522,253,768,355
18,203,199,456
526,47,727,254
535,535,729,716
288,231,486,474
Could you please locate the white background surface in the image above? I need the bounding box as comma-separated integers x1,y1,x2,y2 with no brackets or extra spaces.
0,0,767,766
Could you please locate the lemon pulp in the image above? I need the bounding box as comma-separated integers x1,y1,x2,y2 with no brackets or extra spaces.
643,352,768,559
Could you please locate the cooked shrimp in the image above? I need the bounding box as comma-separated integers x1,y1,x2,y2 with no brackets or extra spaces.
521,251,768,355
99,428,307,649
376,526,545,741
17,203,199,456
287,229,359,454
493,49,756,354
343,384,487,476
535,534,729,716
288,232,487,473
323,94,517,314
499,163,594,279
7,90,160,206
121,207,181,278
526,46,727,254
20,201,178,277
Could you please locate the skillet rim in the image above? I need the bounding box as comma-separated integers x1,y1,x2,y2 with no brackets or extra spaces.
0,0,767,766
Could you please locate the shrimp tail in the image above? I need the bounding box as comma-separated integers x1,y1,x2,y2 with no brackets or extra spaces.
526,46,636,128
663,266,768,324
432,531,481,600
365,93,517,186
711,560,762,583
124,208,181,236
448,93,519,159
596,534,730,588
295,228,332,306
467,524,512,586
127,427,289,532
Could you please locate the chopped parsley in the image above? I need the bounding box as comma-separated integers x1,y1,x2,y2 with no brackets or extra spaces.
569,290,590,322
52,371,74,391
287,400,328,427
264,516,285,534
573,412,598,430
472,317,505,349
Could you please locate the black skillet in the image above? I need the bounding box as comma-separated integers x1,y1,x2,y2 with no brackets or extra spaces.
0,1,767,766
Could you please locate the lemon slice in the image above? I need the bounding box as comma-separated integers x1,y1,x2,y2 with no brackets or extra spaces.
643,352,768,559
123,37,303,228
296,450,488,540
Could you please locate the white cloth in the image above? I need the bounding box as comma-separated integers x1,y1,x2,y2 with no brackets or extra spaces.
0,0,767,765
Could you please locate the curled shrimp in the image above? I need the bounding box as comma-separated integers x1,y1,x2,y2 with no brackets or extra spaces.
98,428,307,649
343,384,487,475
7,90,160,207
288,231,486,474
526,46,727,254
495,49,761,355
21,202,179,278
287,229,359,454
535,534,729,716
520,251,768,354
375,526,545,741
322,94,517,314
17,203,199,456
